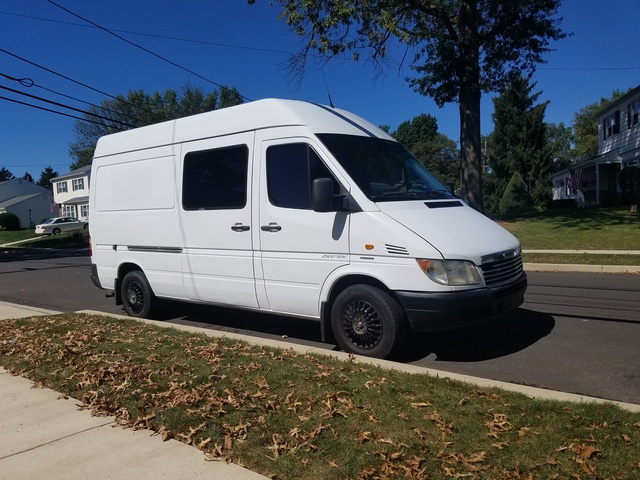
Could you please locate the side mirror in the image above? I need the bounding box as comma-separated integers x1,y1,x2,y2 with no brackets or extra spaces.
312,178,334,212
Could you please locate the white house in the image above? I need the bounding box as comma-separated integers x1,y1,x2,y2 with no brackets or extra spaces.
50,165,91,221
552,85,640,206
0,178,55,228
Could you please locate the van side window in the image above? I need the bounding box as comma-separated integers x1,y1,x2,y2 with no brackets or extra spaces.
266,143,338,209
182,145,248,210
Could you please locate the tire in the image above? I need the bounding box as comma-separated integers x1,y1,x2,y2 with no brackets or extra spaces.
330,284,406,359
83,224,88,229
121,270,155,318
52,228,61,235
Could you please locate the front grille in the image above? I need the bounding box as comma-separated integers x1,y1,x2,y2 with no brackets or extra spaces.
481,254,523,287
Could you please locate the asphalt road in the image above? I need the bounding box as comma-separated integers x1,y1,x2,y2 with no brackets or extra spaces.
1,247,639,404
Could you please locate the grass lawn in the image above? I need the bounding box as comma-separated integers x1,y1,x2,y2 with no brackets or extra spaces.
0,230,89,248
1,314,639,480
498,208,640,250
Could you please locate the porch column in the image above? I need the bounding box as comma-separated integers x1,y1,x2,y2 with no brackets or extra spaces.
595,163,600,205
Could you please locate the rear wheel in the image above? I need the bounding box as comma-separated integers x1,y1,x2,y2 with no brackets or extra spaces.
331,284,406,359
121,270,155,318
52,228,61,235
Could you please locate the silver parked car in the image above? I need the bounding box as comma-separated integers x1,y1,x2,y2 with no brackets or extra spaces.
35,217,88,235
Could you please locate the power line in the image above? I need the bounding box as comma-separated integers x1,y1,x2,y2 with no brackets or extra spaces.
0,95,110,127
0,84,137,128
0,10,294,57
0,47,164,122
46,0,253,102
0,71,151,126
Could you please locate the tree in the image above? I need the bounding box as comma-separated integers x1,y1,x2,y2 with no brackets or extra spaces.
547,122,575,172
392,114,459,186
499,172,531,214
0,167,15,182
22,172,34,182
488,74,552,210
69,84,244,170
37,167,59,190
572,89,629,162
250,0,567,212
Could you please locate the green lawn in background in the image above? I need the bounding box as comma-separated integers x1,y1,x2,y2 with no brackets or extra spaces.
497,208,640,250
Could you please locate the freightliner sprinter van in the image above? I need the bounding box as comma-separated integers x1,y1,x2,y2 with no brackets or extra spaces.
89,99,527,359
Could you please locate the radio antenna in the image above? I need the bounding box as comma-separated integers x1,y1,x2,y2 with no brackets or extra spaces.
321,69,335,108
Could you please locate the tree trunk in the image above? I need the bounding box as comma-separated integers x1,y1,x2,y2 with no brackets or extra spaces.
459,88,483,212
458,1,484,213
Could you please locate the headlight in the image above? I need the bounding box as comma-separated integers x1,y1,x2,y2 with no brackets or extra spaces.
416,259,481,286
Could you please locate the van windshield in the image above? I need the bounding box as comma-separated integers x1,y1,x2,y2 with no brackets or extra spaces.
317,134,455,202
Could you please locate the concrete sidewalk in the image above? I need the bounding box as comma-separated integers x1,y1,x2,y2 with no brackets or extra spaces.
1,301,639,480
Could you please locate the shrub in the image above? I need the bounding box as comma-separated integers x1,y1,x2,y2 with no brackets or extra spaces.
499,172,532,215
0,212,21,231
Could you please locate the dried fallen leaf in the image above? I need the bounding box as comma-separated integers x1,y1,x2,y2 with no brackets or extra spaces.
573,444,601,461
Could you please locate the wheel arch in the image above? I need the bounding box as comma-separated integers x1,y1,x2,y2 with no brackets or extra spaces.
114,262,145,305
320,274,399,343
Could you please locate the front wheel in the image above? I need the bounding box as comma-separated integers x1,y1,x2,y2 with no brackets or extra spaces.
331,285,406,359
121,270,155,318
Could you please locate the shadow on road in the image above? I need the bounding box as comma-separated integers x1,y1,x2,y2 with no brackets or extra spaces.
149,302,554,364
397,308,555,363
151,300,325,344
0,247,89,262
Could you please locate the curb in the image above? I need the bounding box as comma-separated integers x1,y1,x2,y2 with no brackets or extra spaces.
524,263,640,274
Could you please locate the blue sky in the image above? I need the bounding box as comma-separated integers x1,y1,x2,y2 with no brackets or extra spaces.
1,0,639,179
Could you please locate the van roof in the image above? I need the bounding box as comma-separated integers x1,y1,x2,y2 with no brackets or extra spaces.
93,98,393,157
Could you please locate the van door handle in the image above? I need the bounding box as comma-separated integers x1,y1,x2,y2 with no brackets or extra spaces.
261,223,282,232
231,223,250,232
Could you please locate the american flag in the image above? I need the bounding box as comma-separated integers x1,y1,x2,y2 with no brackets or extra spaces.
566,168,583,194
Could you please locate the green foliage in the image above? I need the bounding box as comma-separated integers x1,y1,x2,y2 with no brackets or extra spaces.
572,89,630,162
22,172,34,182
69,84,244,170
36,167,59,190
392,114,459,186
0,167,16,182
618,166,640,205
499,172,532,214
547,122,576,171
0,212,21,230
252,0,567,212
488,74,552,210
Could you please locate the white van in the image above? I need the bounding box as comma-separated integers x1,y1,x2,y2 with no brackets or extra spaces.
89,99,526,359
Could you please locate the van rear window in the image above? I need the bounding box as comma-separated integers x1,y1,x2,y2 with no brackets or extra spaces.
182,145,248,210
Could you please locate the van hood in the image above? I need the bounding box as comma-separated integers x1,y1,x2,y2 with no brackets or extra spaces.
376,200,520,264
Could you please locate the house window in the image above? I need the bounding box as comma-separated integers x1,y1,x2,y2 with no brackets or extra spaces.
628,100,639,129
80,204,89,219
63,205,76,217
56,181,68,194
603,110,620,139
72,178,85,191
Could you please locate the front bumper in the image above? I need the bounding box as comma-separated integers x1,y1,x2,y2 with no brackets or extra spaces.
396,272,527,332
